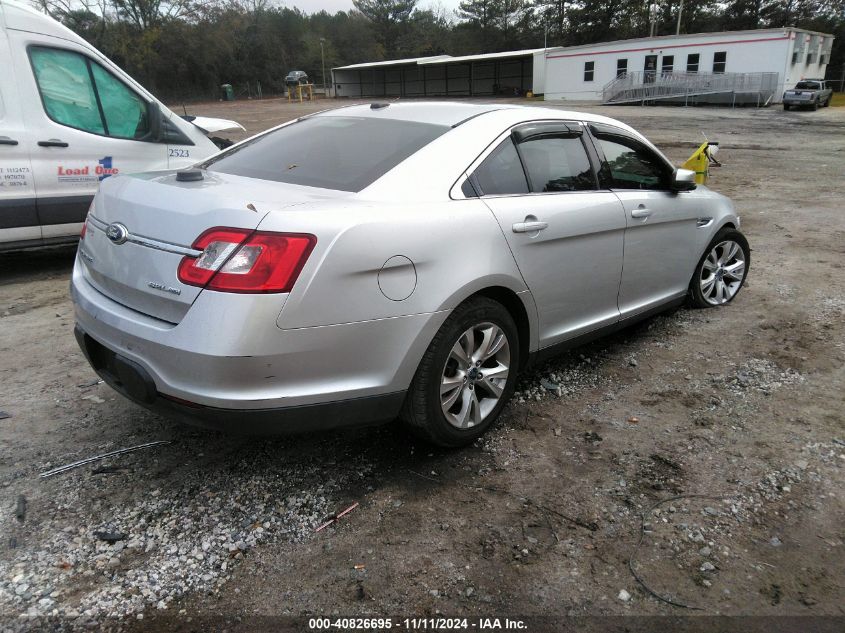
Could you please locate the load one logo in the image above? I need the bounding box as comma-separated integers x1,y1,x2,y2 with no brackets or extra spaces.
97,156,119,180
56,157,119,182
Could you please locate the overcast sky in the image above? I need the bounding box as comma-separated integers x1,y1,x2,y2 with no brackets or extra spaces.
286,0,463,16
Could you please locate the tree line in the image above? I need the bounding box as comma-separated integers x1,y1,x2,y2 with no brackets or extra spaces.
37,0,845,101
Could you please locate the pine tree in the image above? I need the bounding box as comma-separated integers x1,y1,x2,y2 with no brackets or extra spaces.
458,0,500,49
353,0,418,57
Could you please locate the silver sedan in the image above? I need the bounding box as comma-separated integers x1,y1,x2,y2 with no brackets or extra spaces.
71,102,749,446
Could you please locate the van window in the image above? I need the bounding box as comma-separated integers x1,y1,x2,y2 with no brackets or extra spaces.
90,64,149,139
29,47,150,140
30,47,104,134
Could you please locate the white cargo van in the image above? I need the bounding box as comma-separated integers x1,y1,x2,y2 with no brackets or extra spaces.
0,0,243,250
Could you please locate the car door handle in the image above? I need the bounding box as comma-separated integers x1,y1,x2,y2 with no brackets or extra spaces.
512,220,548,233
38,139,69,148
631,206,652,219
0,136,18,146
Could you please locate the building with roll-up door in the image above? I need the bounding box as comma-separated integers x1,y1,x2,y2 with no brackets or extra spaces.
331,28,833,106
331,49,547,99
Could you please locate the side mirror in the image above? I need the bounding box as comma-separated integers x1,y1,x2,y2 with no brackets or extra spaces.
671,168,697,192
147,101,162,142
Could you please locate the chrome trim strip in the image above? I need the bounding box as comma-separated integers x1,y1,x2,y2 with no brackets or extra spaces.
127,235,202,257
88,214,202,257
88,215,108,230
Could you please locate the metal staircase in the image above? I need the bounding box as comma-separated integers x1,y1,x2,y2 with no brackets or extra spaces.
602,71,779,106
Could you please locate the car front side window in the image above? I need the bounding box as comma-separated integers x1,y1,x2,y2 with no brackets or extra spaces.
29,46,150,140
591,129,671,191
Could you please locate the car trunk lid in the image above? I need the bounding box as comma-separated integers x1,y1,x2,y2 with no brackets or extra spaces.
78,171,344,323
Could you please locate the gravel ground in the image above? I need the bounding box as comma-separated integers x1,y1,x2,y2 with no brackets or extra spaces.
0,98,843,630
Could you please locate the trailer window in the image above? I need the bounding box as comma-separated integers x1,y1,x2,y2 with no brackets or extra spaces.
203,116,449,192
686,54,700,73
29,47,150,140
713,51,727,73
616,59,628,77
584,61,595,82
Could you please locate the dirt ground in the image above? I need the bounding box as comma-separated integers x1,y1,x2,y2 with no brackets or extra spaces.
1,97,843,632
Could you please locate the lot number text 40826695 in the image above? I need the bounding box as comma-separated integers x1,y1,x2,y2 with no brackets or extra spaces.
308,617,528,630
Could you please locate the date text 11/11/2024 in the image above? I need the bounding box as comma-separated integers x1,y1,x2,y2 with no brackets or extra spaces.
308,618,528,630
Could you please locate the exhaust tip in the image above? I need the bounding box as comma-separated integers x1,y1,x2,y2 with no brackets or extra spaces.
176,168,204,182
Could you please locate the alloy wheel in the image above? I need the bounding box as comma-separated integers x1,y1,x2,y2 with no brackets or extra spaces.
440,322,510,429
700,240,746,305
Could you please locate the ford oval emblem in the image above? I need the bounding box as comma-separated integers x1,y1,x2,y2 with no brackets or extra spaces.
106,222,129,245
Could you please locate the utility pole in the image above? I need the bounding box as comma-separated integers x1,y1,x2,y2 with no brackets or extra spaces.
320,37,327,97
676,0,683,35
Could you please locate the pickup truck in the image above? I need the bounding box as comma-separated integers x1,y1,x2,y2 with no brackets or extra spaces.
783,80,833,111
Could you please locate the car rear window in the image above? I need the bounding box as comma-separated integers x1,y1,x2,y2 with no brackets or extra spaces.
202,116,449,192
795,82,821,89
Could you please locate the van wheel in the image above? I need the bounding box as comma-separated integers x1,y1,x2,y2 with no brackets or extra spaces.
689,228,750,308
783,104,790,111
401,297,519,447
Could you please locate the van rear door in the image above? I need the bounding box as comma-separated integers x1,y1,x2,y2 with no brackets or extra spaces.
6,28,168,241
0,18,39,248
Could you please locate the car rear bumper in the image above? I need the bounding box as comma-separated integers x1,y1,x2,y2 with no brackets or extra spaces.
783,97,815,105
74,325,404,434
71,256,448,428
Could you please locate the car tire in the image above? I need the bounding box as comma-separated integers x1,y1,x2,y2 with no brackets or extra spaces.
811,100,819,111
823,97,831,107
401,296,519,447
783,104,790,111
689,228,750,309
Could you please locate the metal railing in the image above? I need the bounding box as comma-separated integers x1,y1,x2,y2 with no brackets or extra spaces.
602,71,779,106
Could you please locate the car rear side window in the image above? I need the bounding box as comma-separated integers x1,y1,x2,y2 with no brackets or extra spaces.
471,138,529,196
203,116,449,192
518,136,595,193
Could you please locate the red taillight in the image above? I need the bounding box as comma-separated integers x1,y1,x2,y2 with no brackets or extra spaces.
80,222,87,240
177,227,316,294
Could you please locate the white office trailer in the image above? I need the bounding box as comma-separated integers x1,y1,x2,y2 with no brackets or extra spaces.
543,28,834,105
332,28,833,106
